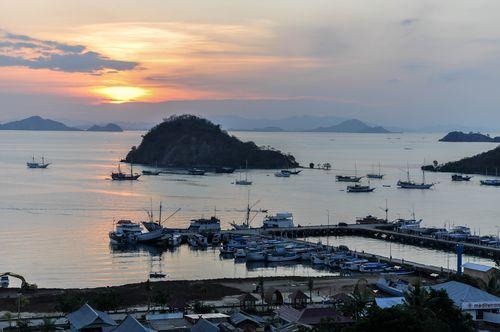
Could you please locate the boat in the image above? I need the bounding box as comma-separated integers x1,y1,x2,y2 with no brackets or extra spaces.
452,174,471,181
356,215,386,224
397,166,433,189
262,212,294,228
340,259,369,271
215,166,235,174
235,161,252,185
280,169,302,175
187,168,206,175
109,220,144,244
111,163,140,181
367,163,384,179
347,184,375,192
359,262,388,273
396,217,422,233
26,156,50,169
142,170,160,175
188,216,221,233
376,277,411,296
234,248,247,258
246,250,267,261
1,275,9,288
149,272,166,279
168,233,182,247
274,170,291,177
266,252,300,262
480,179,500,186
336,175,362,182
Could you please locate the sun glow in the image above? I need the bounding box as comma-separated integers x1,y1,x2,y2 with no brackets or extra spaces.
95,86,149,103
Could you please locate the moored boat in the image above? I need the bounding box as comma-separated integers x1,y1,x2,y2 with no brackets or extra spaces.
376,277,412,296
347,184,375,192
452,174,471,181
262,212,294,228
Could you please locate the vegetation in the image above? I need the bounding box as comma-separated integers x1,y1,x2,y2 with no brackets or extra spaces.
125,114,299,169
439,131,500,143
192,301,215,314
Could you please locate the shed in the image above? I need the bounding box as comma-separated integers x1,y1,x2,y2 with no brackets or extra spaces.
288,290,309,308
67,303,117,332
463,262,497,284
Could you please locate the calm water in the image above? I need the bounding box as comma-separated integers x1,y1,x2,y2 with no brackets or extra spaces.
0,130,498,288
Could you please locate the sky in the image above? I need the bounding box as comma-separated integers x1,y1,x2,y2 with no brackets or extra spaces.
1,0,500,129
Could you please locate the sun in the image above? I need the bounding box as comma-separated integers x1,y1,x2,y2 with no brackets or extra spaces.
95,86,149,103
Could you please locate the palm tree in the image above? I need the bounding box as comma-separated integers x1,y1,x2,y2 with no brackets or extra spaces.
307,278,314,303
404,279,429,318
41,317,56,332
341,278,372,320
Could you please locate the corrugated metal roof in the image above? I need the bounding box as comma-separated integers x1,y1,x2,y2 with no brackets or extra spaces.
191,318,219,332
67,303,117,330
430,281,500,307
112,315,155,332
375,297,405,309
463,262,494,272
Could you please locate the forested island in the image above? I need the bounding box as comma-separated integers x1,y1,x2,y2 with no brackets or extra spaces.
439,131,500,142
125,115,299,168
87,123,123,132
423,145,500,174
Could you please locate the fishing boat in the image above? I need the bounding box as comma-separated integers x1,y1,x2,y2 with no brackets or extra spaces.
108,220,143,244
246,250,267,261
397,166,433,189
480,179,500,186
187,168,206,175
111,163,140,181
215,166,235,173
336,175,362,182
376,277,411,296
235,161,252,185
347,184,375,192
451,174,471,181
266,252,300,262
367,163,384,179
149,272,166,279
27,156,50,169
280,169,302,175
230,190,262,230
340,259,369,271
262,212,294,228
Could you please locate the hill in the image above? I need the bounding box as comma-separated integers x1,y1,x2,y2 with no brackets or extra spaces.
439,131,500,142
229,126,285,132
309,119,391,133
0,116,81,131
125,115,299,169
87,123,123,132
423,145,500,174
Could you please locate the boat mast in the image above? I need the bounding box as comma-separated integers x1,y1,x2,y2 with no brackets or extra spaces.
158,202,162,226
245,190,251,228
406,163,410,182
378,162,381,176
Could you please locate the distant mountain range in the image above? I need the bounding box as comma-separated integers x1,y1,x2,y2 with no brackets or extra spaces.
227,118,392,133
0,116,123,132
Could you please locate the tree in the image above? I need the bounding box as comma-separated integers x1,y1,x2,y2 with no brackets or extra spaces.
16,295,29,320
403,279,428,318
3,312,13,328
307,278,314,303
41,317,56,332
153,290,170,311
258,276,265,304
341,279,372,320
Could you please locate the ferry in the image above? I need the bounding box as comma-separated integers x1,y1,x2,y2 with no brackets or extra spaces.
262,212,294,229
27,156,50,169
188,217,221,233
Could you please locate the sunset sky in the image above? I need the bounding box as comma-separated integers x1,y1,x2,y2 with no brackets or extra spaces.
2,1,500,128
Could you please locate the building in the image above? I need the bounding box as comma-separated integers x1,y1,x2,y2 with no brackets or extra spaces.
463,262,497,284
112,315,156,332
238,293,259,312
146,312,191,332
374,297,405,309
430,281,500,322
184,313,230,325
190,318,219,332
276,305,353,328
288,290,309,309
264,288,283,306
230,312,264,332
67,303,117,332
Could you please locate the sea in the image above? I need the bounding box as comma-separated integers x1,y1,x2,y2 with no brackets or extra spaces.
0,130,498,288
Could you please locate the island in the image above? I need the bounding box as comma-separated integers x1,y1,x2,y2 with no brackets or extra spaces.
309,119,391,133
87,123,123,132
439,131,500,142
422,145,500,175
0,116,81,131
124,114,299,168
229,126,285,132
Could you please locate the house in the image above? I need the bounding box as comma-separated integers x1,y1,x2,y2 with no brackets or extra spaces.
430,281,500,322
239,293,259,312
230,312,264,332
146,312,191,332
67,303,117,332
111,315,156,332
191,318,219,332
463,262,497,284
184,313,229,325
264,288,283,306
288,290,309,309
276,305,353,327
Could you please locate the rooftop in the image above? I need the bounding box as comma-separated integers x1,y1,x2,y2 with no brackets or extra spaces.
430,281,500,309
463,262,495,272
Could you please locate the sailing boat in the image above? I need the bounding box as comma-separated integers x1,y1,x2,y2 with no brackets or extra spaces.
367,163,384,179
397,164,433,189
111,162,140,180
230,190,261,230
26,156,50,169
235,161,252,185
336,163,363,182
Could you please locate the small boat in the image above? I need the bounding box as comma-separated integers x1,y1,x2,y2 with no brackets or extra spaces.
27,156,50,169
188,216,221,233
234,248,247,258
359,262,388,273
142,170,160,175
481,179,500,186
246,250,267,261
111,163,140,181
266,252,300,262
452,174,471,181
376,277,411,296
347,184,375,193
336,175,362,182
149,272,166,279
280,169,302,175
188,168,206,175
340,259,369,271
397,166,433,189
274,170,291,177
367,163,384,179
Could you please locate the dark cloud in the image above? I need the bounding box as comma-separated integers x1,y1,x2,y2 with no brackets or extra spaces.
0,30,138,73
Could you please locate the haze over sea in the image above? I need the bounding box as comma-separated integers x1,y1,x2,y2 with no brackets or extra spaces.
0,130,498,288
